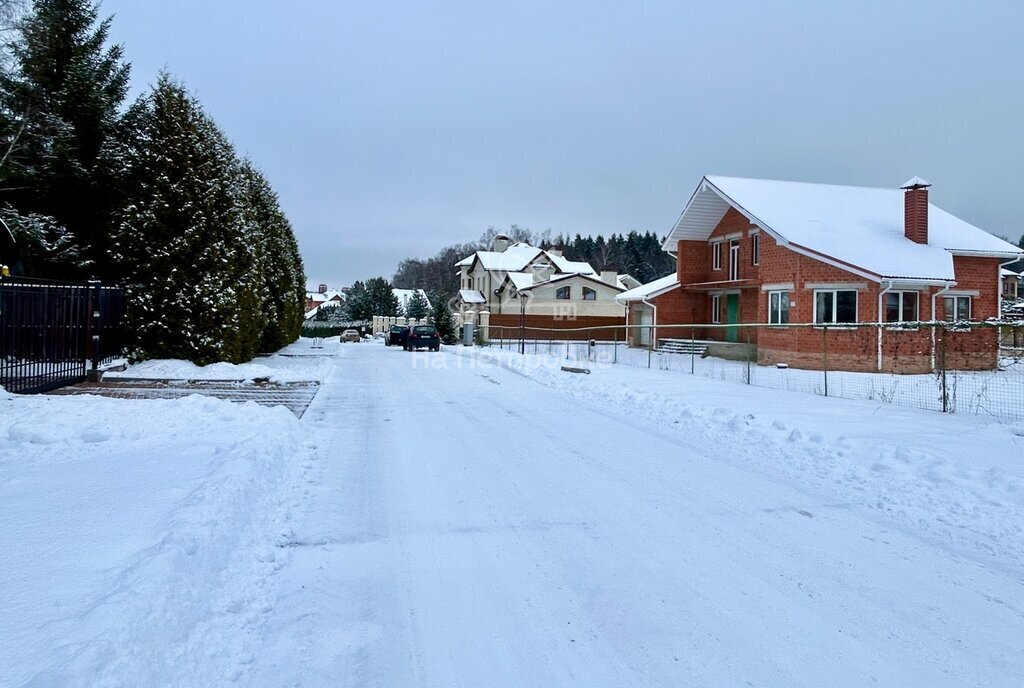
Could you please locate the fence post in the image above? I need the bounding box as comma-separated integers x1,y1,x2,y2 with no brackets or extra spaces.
745,327,751,384
647,327,652,368
822,324,829,397
690,326,695,375
86,280,102,380
940,324,949,413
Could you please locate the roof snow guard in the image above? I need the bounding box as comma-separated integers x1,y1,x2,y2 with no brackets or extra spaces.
662,176,1022,282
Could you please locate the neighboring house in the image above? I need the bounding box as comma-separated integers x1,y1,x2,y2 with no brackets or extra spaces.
455,235,629,338
1001,268,1020,300
304,284,345,319
618,176,1023,372
393,288,431,313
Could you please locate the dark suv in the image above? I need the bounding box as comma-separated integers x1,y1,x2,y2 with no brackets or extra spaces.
386,325,409,347
405,325,440,351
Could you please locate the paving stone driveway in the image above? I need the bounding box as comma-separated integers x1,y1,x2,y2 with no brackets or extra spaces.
51,379,320,418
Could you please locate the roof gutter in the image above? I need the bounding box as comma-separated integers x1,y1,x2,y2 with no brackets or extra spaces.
930,283,955,370
876,280,895,371
641,295,658,350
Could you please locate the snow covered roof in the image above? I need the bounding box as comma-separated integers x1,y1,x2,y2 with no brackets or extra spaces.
505,271,536,290
663,176,1023,282
549,253,596,275
615,272,680,302
458,289,486,304
306,290,344,304
457,243,596,276
1003,268,1020,277
393,288,431,309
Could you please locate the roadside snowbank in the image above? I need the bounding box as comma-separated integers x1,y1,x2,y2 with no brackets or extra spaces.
451,346,1024,570
106,337,339,382
0,392,307,686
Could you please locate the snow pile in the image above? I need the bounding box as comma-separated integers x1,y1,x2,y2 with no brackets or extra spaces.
452,347,1024,568
0,393,308,685
107,337,339,382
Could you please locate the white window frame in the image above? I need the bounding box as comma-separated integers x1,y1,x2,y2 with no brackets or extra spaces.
752,232,760,266
711,294,721,323
813,289,858,325
883,290,920,325
728,239,740,280
711,241,722,271
943,295,971,322
768,290,789,325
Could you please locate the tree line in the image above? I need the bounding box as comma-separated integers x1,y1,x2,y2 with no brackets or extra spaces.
0,0,306,364
392,225,674,302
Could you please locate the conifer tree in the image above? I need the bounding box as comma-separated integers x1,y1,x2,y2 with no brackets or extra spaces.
429,290,457,343
404,289,429,320
0,0,130,278
109,74,257,364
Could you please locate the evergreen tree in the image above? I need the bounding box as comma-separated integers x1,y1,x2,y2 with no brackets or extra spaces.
238,160,306,351
429,290,457,344
404,289,429,320
0,0,130,278
344,280,369,320
109,74,258,364
364,276,400,316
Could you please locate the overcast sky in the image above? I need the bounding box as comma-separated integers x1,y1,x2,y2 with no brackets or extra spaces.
102,0,1024,287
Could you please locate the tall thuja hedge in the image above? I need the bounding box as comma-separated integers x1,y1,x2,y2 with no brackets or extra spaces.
238,160,306,352
110,75,263,364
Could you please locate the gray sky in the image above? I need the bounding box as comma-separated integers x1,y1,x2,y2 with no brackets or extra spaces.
102,0,1024,287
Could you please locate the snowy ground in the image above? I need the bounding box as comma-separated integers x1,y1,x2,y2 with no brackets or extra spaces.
3,340,1023,686
496,338,1024,423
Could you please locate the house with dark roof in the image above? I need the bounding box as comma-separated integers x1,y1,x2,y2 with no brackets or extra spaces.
618,176,1023,372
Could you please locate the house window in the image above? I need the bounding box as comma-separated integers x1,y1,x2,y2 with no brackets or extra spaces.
814,289,857,324
712,241,722,270
728,239,740,280
883,291,919,323
582,286,596,301
555,286,570,300
752,232,760,266
943,295,971,321
768,290,789,325
711,294,721,323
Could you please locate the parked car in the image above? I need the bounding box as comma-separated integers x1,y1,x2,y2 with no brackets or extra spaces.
386,325,410,347
341,329,361,342
405,325,440,351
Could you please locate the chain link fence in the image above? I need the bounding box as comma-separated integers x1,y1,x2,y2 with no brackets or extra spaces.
486,320,1024,424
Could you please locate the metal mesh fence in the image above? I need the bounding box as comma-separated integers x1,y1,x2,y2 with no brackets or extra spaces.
486,321,1024,424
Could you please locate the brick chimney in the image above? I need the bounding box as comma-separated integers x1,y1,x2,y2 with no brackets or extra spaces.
901,176,931,244
318,283,328,293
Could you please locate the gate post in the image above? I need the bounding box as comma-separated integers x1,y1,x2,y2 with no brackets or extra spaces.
87,281,103,381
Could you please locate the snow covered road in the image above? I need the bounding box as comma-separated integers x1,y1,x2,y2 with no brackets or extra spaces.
3,340,1022,686
251,343,1024,687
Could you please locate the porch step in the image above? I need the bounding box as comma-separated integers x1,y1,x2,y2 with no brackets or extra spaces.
657,339,708,356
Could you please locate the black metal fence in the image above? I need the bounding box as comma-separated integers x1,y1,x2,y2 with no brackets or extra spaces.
0,277,125,394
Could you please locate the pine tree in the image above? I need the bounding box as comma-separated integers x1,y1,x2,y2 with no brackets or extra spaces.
404,290,429,320
430,290,457,343
364,276,400,317
109,74,258,364
0,0,130,278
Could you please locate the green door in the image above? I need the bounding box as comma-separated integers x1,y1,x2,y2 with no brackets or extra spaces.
726,294,739,342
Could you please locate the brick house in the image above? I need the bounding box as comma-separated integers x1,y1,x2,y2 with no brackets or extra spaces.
618,176,1023,372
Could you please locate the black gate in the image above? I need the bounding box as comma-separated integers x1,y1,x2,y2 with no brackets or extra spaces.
0,278,126,394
